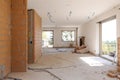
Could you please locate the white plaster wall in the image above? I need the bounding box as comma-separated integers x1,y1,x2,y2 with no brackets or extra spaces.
81,4,120,55
42,27,79,47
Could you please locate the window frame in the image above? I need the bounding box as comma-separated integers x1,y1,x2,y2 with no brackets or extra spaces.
99,16,117,61
42,30,54,48
61,30,75,42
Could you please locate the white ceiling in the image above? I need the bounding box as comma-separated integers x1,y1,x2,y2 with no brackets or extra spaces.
28,0,120,26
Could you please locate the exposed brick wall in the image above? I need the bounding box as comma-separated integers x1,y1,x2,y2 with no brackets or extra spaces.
34,10,42,61
28,9,42,63
117,37,120,67
28,10,34,64
0,0,11,76
11,0,28,72
117,37,120,72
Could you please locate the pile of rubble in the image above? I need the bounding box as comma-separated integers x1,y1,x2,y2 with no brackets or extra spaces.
107,70,120,79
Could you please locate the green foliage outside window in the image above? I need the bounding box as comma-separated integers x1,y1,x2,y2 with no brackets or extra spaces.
102,40,116,55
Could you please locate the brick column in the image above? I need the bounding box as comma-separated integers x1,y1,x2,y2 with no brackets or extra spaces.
118,38,120,71
11,0,28,72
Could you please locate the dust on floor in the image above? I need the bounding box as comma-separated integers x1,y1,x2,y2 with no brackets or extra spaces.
8,53,117,80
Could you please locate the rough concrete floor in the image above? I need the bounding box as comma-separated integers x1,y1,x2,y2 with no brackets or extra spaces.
8,53,117,80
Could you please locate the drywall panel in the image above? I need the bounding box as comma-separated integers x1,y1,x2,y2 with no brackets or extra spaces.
0,0,11,76
11,0,28,72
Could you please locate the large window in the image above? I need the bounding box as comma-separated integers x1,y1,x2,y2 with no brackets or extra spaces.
42,31,54,48
100,19,117,60
62,30,75,41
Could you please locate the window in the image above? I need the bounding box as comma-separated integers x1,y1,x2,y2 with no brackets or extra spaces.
62,30,75,41
100,18,117,61
101,19,116,55
42,31,54,48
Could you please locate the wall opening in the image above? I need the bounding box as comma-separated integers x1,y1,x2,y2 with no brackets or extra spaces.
100,18,117,61
42,31,54,48
61,30,75,42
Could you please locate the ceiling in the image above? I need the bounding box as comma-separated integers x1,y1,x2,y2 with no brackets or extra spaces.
28,0,120,26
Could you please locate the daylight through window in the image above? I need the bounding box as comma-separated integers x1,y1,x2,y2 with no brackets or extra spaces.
62,31,75,41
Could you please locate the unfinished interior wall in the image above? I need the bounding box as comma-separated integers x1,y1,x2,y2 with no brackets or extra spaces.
34,10,42,61
28,9,42,63
42,27,78,48
11,0,28,72
81,4,120,55
118,38,120,71
0,0,11,76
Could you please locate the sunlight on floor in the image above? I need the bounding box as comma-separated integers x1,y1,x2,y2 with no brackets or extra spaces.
8,54,116,80
80,57,104,66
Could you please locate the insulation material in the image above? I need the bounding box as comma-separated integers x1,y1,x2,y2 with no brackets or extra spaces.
11,0,28,72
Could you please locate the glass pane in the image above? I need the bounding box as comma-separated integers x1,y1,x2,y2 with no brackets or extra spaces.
62,31,75,41
42,31,53,48
102,19,116,57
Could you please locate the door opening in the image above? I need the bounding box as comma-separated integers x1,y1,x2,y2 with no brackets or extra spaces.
100,19,117,61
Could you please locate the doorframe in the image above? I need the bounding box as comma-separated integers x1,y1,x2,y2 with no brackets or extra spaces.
99,22,102,56
99,17,117,61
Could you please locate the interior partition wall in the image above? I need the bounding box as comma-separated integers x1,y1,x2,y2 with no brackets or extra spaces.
11,0,28,72
0,0,11,76
28,9,42,64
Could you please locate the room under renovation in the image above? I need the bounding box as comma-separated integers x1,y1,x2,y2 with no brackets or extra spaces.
1,0,120,80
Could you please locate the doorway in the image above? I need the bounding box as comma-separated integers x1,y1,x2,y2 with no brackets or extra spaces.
100,19,117,61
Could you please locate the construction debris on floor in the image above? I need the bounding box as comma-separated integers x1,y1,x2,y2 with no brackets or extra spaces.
107,70,120,80
107,70,118,78
8,53,117,80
